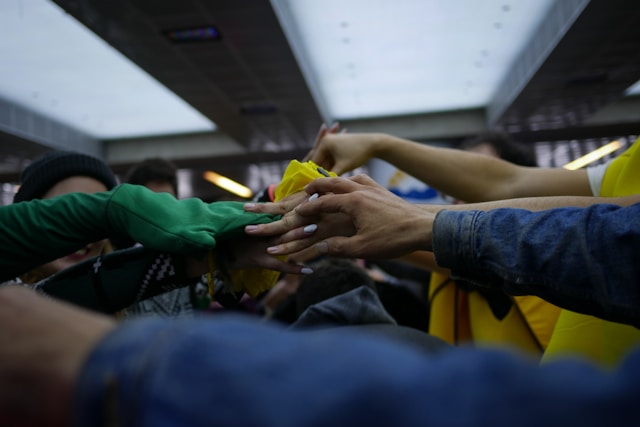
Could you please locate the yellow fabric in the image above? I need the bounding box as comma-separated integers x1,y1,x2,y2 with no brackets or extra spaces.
233,160,337,297
274,160,336,201
542,138,640,367
428,273,458,345
427,271,560,356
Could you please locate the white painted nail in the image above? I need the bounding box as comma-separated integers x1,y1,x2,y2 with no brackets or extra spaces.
303,224,318,234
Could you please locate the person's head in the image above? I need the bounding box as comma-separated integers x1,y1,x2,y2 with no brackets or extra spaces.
460,131,537,166
125,157,178,197
295,258,377,316
14,151,118,282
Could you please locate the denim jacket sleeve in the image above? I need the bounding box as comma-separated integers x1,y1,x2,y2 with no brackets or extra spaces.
73,315,640,427
432,202,640,327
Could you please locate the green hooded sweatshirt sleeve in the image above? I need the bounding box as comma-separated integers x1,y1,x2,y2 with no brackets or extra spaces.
1,184,278,282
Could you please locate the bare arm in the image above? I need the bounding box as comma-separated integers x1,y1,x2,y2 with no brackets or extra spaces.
245,176,640,261
311,133,592,202
421,194,640,214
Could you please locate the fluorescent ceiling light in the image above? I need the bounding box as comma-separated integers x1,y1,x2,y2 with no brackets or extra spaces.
563,140,623,170
273,0,557,120
203,171,254,199
0,0,215,139
625,80,640,96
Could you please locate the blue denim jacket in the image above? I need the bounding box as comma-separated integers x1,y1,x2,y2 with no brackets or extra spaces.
74,315,639,427
433,202,640,328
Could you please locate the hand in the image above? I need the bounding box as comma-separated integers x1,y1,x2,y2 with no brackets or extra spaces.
302,122,342,163
245,192,356,261
230,235,313,274
308,132,382,175
254,175,435,260
0,286,115,427
244,190,310,217
184,234,313,278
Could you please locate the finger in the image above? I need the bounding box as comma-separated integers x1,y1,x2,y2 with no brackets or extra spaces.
245,191,308,215
245,210,313,236
315,122,329,142
349,174,379,187
268,235,359,259
302,123,328,162
244,201,284,215
259,256,314,275
331,159,351,176
287,246,322,264
328,122,340,134
275,223,319,245
304,176,365,197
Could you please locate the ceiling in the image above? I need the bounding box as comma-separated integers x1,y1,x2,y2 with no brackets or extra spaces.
1,0,640,200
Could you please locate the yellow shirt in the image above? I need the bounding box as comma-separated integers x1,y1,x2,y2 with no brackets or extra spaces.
543,138,640,367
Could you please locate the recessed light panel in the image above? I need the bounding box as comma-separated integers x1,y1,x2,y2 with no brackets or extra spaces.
273,0,557,120
0,0,215,139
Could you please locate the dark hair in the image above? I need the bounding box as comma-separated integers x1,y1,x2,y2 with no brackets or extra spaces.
14,151,117,203
125,158,178,196
460,131,537,167
296,258,376,316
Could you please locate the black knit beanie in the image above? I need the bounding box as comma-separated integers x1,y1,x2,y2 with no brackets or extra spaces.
14,151,118,203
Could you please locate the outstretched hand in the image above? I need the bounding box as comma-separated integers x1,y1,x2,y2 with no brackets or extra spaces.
302,122,342,163
245,175,435,260
307,132,383,176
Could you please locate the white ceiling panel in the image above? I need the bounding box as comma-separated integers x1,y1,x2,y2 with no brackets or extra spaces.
273,0,557,120
0,0,215,139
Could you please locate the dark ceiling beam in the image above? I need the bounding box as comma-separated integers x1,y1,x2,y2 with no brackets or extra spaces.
487,0,590,126
489,0,640,132
52,0,323,153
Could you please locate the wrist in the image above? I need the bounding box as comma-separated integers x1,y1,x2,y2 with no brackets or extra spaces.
372,133,393,158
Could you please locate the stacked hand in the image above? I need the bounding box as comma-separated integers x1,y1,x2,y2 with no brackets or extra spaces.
245,175,435,261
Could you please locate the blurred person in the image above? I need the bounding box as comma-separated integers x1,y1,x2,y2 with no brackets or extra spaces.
13,151,118,284
125,157,179,197
291,257,448,355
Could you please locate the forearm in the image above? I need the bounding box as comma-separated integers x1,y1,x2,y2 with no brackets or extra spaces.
433,203,640,327
375,134,592,201
435,194,640,212
0,191,113,281
375,134,525,201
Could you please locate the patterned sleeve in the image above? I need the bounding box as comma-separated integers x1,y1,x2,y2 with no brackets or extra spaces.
34,246,196,314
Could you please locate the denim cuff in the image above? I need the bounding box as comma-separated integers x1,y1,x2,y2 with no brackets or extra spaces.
432,209,483,273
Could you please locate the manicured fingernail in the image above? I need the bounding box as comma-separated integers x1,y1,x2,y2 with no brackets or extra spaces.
267,246,280,254
244,203,256,210
245,225,258,232
301,267,314,275
308,193,319,202
303,224,318,234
